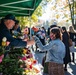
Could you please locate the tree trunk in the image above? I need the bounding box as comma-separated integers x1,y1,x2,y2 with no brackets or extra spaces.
68,0,76,29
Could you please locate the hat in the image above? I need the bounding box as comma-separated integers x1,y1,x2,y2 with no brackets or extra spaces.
4,14,17,22
15,20,19,25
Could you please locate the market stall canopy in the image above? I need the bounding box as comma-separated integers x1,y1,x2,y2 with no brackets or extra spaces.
0,0,42,16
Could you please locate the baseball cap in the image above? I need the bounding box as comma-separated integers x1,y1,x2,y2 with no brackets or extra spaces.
4,14,17,22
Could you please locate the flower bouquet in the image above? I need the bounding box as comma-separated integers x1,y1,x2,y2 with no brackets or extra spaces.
19,48,43,75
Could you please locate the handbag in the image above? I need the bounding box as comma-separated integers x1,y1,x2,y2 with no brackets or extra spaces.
69,42,76,52
69,39,73,47
68,32,73,47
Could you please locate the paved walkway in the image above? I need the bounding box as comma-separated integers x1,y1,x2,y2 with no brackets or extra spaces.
65,62,76,75
34,51,76,75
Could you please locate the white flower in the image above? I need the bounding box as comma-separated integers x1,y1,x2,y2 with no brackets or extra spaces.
12,30,14,34
2,37,7,42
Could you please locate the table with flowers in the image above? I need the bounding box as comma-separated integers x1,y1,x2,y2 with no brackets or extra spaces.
0,37,43,75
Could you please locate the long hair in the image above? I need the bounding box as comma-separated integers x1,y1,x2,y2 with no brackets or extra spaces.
68,26,75,33
50,27,62,40
62,26,67,32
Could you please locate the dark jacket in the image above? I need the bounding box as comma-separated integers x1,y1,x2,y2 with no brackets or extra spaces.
69,32,76,42
0,22,27,48
62,32,71,64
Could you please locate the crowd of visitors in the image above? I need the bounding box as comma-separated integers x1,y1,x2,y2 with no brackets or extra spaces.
0,14,76,75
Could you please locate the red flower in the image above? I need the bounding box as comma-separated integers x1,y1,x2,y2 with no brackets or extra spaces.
32,60,37,64
29,64,32,69
21,57,26,60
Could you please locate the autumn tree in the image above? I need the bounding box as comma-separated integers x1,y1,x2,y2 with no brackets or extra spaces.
68,0,76,29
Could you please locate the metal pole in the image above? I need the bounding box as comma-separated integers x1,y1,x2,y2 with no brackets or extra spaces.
28,16,31,39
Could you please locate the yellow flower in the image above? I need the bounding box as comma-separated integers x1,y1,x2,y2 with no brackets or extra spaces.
2,37,7,46
23,69,29,75
25,69,29,73
30,58,33,61
23,49,27,54
2,41,6,46
13,35,16,38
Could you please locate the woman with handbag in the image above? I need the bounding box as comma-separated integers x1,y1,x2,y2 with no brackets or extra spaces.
62,26,71,71
68,26,76,63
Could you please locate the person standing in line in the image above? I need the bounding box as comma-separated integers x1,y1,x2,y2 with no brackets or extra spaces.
68,26,76,63
37,27,46,45
62,26,71,71
34,27,65,75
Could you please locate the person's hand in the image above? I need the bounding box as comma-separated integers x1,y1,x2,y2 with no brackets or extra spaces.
26,39,35,47
33,36,39,42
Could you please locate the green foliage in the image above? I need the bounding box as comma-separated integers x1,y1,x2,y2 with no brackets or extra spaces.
0,58,24,75
16,4,43,28
0,46,4,55
33,6,42,16
0,48,25,75
8,48,23,59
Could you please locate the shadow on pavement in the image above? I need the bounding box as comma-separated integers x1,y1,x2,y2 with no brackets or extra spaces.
34,51,76,75
65,62,76,75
